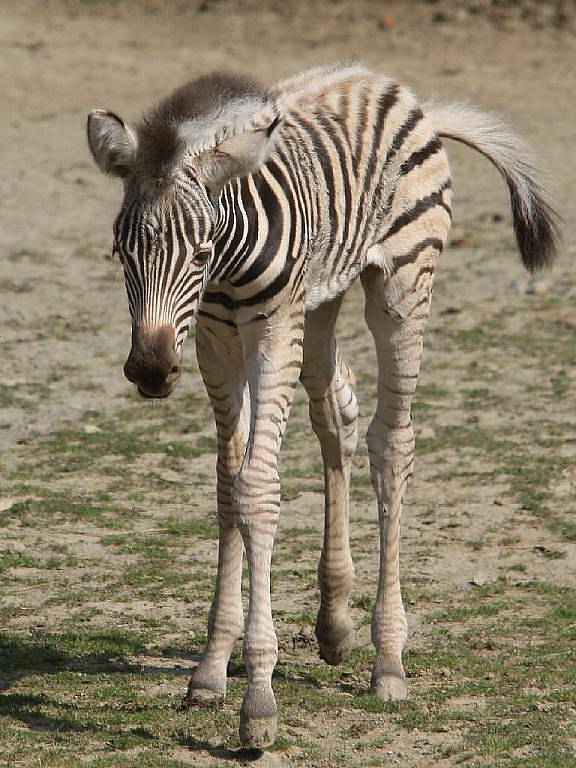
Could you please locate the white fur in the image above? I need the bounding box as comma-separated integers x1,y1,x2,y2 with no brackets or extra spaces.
424,101,553,225
178,97,275,156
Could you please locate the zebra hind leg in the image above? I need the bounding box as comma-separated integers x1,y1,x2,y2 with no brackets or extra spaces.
361,260,434,701
300,297,358,666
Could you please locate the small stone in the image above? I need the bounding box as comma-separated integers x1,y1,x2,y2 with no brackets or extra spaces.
507,574,530,587
472,572,488,586
377,13,396,30
83,424,102,434
526,277,553,295
0,497,16,512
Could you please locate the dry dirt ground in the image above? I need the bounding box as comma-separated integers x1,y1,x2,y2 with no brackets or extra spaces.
0,2,575,767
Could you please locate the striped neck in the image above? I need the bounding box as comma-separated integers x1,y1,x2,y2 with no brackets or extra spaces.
209,177,260,285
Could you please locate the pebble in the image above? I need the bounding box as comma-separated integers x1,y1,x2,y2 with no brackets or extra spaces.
0,497,16,512
472,572,488,586
377,13,396,30
526,277,554,295
83,424,102,434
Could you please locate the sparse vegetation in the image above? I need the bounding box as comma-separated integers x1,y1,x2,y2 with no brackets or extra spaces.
2,263,574,765
1,2,575,766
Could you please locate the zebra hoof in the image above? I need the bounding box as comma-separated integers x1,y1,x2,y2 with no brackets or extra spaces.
371,673,409,701
316,615,354,666
239,715,277,748
182,672,226,708
183,687,225,708
317,631,354,666
239,685,277,748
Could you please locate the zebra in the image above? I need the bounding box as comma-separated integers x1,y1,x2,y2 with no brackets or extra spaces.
87,64,560,748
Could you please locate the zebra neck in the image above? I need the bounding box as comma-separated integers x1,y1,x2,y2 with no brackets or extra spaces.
209,175,266,285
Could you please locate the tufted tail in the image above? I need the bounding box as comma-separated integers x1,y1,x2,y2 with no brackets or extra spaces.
425,101,562,272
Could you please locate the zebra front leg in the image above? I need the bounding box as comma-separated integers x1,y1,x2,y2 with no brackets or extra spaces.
185,322,247,704
235,307,304,748
300,297,358,666
361,264,432,701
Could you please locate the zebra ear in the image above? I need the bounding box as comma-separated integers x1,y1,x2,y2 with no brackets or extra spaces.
199,116,282,194
87,109,137,178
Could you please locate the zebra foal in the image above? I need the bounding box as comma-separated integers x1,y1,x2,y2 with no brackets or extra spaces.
87,64,560,747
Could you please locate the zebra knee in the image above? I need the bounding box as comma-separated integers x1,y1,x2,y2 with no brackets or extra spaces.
307,370,359,466
337,384,359,465
366,416,415,495
232,466,281,537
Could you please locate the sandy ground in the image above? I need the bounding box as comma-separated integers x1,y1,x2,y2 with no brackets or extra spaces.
1,1,575,766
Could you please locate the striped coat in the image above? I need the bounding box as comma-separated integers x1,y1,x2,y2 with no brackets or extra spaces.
87,63,560,749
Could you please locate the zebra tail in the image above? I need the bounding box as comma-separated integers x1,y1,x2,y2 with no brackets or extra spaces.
424,102,561,272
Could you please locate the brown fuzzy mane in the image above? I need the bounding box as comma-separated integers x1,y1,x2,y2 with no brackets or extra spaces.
135,72,266,195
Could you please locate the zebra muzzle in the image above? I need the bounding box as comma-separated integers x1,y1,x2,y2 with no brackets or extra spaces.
124,324,182,399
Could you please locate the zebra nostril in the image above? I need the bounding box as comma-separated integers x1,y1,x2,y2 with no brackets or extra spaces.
126,326,181,394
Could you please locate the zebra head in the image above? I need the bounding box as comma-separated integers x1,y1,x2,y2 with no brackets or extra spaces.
87,73,280,398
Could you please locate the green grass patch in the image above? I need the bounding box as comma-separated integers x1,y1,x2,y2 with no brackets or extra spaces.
2,493,135,528
31,427,216,474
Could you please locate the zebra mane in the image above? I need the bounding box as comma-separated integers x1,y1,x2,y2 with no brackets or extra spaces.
135,72,276,194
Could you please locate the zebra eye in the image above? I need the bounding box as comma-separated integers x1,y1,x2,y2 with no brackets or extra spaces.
192,248,211,267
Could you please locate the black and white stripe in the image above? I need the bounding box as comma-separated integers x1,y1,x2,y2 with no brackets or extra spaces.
108,66,459,343
94,64,559,354
88,63,560,749
113,170,214,347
